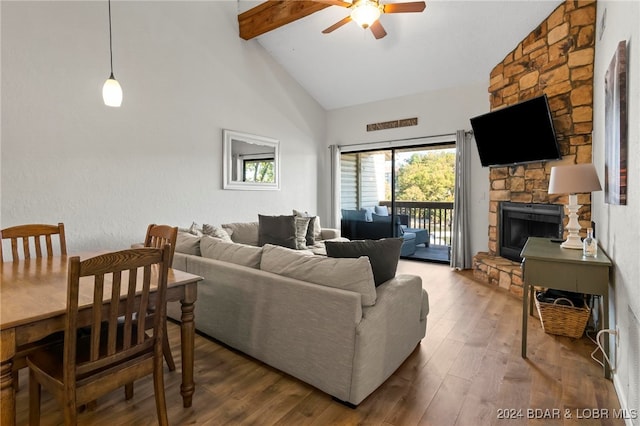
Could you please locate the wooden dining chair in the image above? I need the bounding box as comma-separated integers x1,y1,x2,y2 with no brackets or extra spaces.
27,246,171,426
1,223,68,390
144,224,178,372
0,222,67,261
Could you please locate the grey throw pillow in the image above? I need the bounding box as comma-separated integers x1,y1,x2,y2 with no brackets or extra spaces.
325,238,403,287
293,209,319,244
294,216,312,249
258,215,297,249
202,223,232,242
374,205,389,216
178,221,203,236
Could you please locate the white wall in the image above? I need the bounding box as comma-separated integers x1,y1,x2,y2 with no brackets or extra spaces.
592,0,640,417
1,1,326,250
323,82,491,257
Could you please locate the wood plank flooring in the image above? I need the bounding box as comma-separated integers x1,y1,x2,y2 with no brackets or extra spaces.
15,260,622,425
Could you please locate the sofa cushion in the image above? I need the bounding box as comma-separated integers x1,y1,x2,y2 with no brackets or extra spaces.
200,236,262,269
202,223,232,242
221,222,259,246
260,244,377,306
175,231,201,256
325,238,403,287
258,215,297,249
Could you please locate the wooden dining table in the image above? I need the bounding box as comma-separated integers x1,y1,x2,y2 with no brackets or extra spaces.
0,253,202,426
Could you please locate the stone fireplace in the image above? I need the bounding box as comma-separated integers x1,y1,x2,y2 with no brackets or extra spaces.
472,0,596,297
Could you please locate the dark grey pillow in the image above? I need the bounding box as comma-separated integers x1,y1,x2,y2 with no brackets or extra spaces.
325,238,403,286
305,216,316,245
258,215,297,249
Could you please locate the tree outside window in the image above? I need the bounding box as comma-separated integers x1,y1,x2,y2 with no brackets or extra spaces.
243,158,275,183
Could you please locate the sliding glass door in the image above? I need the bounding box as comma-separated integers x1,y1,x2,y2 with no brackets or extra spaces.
339,143,455,263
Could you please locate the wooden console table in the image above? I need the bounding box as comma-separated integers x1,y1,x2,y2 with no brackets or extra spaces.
520,237,613,378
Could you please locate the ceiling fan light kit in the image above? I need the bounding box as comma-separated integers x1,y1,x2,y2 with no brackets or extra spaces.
350,0,382,29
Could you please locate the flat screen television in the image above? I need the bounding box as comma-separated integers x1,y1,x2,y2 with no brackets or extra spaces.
470,94,562,167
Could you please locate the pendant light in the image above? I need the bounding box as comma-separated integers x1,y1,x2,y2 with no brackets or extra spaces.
102,0,122,107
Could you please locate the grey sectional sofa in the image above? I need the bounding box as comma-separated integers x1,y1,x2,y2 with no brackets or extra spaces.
167,222,429,406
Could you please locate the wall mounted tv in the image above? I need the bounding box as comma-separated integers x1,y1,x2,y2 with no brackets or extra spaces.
470,94,562,167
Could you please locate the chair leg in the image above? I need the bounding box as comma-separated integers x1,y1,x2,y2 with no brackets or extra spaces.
29,370,40,426
13,370,20,392
125,383,134,400
62,398,77,426
162,324,176,371
153,364,169,426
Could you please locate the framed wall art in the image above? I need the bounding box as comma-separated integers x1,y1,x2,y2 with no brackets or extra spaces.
604,40,628,205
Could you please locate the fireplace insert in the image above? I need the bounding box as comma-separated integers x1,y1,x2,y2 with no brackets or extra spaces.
499,202,564,261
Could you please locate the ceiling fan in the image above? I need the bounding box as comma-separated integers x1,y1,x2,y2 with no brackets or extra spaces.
320,0,427,39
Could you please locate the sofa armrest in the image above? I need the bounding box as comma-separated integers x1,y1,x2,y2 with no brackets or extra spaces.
363,274,428,324
320,228,341,240
348,274,428,404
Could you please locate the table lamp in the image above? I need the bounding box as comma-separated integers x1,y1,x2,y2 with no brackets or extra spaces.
548,163,602,249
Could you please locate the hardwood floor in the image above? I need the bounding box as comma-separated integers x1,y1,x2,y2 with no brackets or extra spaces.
15,260,622,425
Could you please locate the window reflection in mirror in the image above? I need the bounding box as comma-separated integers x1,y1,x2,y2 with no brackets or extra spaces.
223,130,280,190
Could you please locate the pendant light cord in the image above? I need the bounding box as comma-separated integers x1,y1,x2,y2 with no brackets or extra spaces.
108,0,114,77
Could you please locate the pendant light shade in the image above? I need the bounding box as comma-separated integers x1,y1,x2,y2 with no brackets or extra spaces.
103,73,123,107
103,0,122,107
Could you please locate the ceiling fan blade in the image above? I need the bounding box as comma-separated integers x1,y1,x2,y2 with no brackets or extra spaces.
313,0,352,7
383,1,426,13
322,15,352,34
370,20,387,39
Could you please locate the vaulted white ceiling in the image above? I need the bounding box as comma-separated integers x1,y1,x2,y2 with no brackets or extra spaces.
238,0,563,110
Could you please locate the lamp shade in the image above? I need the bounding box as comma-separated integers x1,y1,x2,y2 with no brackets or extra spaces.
351,0,381,28
548,163,602,194
103,75,122,107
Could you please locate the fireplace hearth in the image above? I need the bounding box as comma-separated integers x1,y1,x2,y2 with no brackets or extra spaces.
499,202,564,261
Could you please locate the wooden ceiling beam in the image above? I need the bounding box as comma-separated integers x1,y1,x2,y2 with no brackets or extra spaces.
238,1,332,40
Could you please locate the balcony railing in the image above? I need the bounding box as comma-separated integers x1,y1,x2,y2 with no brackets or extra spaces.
379,201,454,247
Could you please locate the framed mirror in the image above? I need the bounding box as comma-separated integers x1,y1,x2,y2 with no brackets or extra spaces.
222,129,280,190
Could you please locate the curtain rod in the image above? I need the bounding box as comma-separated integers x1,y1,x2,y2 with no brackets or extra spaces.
332,130,472,151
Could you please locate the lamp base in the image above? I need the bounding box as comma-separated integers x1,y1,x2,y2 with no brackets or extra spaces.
561,194,584,250
560,236,583,250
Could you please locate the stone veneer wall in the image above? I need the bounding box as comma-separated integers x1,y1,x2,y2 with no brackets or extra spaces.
473,0,597,296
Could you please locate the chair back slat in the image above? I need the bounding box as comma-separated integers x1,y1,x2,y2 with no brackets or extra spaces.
64,247,170,385
136,266,152,343
1,223,67,261
44,234,53,256
107,272,122,356
90,275,105,362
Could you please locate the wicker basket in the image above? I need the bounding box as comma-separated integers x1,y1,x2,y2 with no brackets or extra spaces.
535,294,590,338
